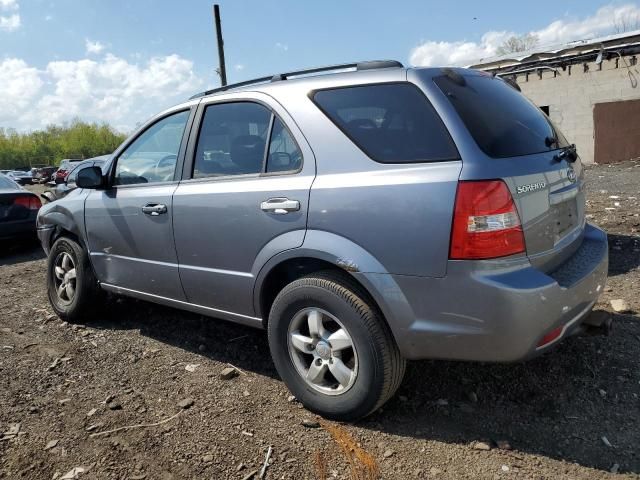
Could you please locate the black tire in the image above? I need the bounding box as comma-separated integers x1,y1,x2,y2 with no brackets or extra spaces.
47,236,104,323
268,270,405,421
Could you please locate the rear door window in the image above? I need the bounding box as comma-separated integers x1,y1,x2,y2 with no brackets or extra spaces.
311,83,459,163
192,102,303,178
433,72,569,158
193,102,271,178
266,118,302,173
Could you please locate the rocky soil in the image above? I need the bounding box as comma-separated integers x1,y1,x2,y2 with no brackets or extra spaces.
1,161,639,479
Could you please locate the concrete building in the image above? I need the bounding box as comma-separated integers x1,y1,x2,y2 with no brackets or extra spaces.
470,30,640,164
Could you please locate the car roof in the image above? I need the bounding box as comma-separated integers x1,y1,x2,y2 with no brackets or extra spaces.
147,63,469,130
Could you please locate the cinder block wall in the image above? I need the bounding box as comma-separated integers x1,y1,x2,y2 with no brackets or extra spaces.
516,56,640,163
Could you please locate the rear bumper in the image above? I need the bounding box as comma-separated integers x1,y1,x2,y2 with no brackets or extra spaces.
363,223,608,362
0,215,37,241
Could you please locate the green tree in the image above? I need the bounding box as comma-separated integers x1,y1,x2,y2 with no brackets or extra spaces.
0,120,127,170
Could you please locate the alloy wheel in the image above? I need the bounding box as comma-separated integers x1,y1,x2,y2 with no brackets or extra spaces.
287,307,358,395
53,252,77,304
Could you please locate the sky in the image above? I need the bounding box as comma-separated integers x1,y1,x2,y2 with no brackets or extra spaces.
1,0,639,132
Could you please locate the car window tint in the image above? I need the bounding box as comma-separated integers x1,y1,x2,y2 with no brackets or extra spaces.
312,83,459,163
433,72,569,158
0,175,18,189
266,118,302,173
114,110,190,186
194,102,271,178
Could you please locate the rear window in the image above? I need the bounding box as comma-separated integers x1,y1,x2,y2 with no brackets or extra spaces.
433,72,569,158
311,83,459,163
0,175,18,189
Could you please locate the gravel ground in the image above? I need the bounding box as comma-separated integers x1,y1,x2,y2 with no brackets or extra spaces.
1,162,639,480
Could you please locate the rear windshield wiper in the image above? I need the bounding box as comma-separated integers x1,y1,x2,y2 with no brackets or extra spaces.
552,143,578,163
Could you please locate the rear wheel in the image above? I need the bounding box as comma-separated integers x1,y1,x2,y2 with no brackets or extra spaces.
268,271,405,421
47,237,104,323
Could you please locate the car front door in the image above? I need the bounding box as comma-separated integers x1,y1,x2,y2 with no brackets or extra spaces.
84,107,194,300
172,94,314,322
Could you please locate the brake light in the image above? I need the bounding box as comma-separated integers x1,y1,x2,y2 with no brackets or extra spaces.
13,195,42,210
449,180,525,259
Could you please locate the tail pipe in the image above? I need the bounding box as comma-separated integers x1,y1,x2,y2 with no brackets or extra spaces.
574,310,613,337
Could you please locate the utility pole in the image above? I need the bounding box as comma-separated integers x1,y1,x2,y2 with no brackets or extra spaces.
213,4,227,86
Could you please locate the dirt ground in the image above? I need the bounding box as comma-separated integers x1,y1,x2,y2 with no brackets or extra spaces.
1,162,639,480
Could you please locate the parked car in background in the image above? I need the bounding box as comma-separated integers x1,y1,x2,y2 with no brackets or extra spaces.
34,166,57,184
41,156,111,203
54,159,84,184
7,170,34,185
37,61,608,421
0,173,41,240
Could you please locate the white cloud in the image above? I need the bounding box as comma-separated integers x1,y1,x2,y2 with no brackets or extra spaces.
234,64,245,71
0,59,43,123
275,42,289,51
85,39,106,55
1,54,203,132
0,12,18,30
0,0,19,32
0,0,18,10
410,3,640,67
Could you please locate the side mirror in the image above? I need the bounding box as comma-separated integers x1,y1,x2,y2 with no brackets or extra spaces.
76,166,104,189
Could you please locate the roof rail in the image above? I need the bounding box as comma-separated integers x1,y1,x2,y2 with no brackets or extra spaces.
189,60,403,99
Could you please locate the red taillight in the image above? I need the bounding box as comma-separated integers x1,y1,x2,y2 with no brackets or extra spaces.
56,170,67,178
449,180,525,260
537,326,563,348
13,195,42,210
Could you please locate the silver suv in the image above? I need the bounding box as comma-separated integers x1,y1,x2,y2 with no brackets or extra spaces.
37,61,608,420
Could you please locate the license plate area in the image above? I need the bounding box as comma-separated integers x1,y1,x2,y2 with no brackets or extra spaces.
552,200,579,244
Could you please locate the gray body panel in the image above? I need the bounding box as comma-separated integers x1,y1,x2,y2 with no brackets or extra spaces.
172,92,315,316
36,65,608,363
84,184,186,300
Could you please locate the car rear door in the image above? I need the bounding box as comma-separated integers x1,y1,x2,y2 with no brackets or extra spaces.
84,107,195,300
172,93,314,320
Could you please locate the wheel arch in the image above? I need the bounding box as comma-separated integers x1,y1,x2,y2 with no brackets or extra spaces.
253,231,415,348
45,213,87,252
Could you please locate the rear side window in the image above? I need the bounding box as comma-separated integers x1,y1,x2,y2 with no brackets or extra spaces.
0,175,18,189
433,72,569,158
311,83,458,163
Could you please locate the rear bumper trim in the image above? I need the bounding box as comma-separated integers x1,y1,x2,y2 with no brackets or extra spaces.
534,300,595,351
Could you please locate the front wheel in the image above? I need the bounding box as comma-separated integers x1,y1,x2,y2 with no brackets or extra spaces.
268,271,405,421
47,237,104,323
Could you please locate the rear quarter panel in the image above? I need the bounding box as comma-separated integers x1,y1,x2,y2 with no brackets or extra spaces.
265,70,462,277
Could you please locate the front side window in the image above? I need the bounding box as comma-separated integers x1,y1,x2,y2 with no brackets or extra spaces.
193,102,303,178
114,110,190,185
312,83,459,163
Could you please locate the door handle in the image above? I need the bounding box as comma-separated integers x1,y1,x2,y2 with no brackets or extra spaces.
142,203,168,216
260,198,300,215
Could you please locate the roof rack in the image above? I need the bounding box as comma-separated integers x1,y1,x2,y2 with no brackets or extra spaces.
190,60,403,99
